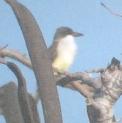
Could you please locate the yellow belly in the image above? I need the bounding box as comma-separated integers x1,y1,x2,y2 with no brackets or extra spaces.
52,56,73,73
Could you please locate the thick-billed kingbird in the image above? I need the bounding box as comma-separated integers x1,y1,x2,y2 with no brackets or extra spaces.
48,27,83,74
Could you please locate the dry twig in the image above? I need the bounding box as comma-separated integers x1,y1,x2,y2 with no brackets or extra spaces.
101,2,122,18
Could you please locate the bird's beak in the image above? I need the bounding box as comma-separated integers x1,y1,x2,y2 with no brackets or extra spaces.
73,32,84,37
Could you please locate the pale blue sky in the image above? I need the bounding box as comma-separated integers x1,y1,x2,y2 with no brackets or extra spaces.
0,0,122,123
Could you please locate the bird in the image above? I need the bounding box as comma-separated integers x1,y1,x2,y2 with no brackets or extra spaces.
48,26,84,75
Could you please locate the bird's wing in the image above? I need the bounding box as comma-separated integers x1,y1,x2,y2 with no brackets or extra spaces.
48,40,58,62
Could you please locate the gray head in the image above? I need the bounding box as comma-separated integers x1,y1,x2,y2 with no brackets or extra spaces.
53,26,84,40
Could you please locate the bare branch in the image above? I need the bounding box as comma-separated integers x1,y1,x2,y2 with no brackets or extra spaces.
85,68,104,73
56,72,96,98
0,48,96,98
0,48,32,68
0,82,24,123
56,58,122,123
70,81,94,97
6,62,40,123
101,2,122,18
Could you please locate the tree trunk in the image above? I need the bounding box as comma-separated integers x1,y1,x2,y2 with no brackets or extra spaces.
5,0,63,123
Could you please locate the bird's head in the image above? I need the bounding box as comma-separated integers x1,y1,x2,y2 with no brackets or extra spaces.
53,27,84,40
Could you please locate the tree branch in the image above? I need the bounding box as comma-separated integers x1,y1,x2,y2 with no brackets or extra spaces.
5,0,63,123
0,50,99,99
0,48,32,68
0,49,96,99
101,2,122,18
6,61,40,123
0,82,24,123
55,72,97,98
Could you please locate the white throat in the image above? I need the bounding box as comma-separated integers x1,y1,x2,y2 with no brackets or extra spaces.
57,35,77,56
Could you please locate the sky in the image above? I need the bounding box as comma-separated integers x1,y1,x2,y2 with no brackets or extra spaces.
0,0,122,123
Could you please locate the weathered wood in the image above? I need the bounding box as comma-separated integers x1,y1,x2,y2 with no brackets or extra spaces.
0,82,24,123
0,81,40,123
5,0,63,123
6,62,40,123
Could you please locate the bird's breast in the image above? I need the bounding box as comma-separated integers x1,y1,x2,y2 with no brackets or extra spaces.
52,36,77,72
